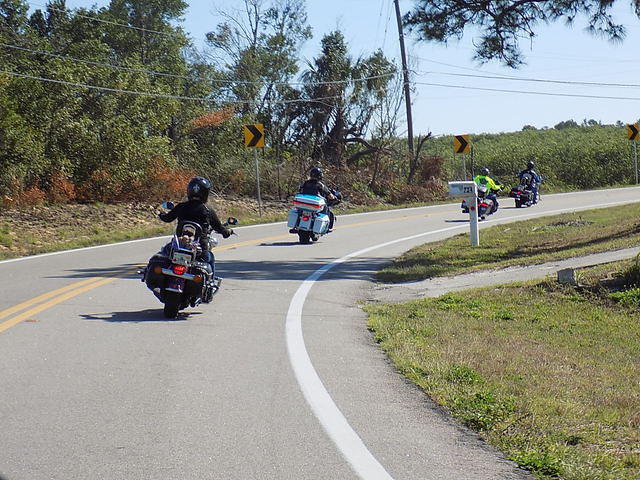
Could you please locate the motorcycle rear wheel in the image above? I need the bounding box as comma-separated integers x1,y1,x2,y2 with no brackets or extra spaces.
298,231,312,244
163,291,182,318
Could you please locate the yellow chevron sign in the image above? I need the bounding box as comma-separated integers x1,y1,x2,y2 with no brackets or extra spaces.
244,123,265,148
628,123,639,141
454,134,470,154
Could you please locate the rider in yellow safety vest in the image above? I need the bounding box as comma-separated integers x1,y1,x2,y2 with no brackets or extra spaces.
473,168,503,212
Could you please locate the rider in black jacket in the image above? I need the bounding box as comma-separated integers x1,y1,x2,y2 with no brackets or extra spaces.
159,176,233,277
517,161,543,203
298,166,340,230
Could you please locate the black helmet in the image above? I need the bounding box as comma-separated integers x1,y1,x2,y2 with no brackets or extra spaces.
309,166,323,180
527,161,535,169
187,176,211,202
480,167,490,176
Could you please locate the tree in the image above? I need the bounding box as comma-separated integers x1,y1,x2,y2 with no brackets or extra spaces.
554,119,579,130
404,0,639,67
299,31,396,167
0,0,28,39
582,118,602,127
206,0,311,115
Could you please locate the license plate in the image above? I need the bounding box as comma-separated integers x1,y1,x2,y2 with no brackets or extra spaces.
172,252,192,265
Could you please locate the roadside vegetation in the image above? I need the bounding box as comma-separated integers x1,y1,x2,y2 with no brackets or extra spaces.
2,1,639,214
377,202,640,283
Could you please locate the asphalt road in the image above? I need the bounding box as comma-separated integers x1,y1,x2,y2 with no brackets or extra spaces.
1,187,638,480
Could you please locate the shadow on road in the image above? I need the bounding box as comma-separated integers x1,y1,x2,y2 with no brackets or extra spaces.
49,255,394,284
211,256,392,282
259,241,302,247
46,264,143,280
80,309,200,323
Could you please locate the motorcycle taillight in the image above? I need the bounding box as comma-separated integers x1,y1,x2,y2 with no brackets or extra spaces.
172,265,187,275
302,215,310,221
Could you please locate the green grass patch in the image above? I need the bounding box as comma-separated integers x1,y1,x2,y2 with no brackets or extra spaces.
377,202,640,283
0,222,13,248
366,261,640,479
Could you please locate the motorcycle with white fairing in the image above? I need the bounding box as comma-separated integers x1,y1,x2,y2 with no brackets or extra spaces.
287,190,341,244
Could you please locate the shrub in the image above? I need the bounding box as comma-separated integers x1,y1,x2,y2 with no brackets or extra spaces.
46,171,77,203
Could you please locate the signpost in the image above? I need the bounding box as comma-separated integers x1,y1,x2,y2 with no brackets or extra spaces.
448,181,479,246
454,135,471,179
244,124,265,216
628,124,639,184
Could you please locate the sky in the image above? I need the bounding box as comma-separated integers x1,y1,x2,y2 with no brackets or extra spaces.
41,1,640,137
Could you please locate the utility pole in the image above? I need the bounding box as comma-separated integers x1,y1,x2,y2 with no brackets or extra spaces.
394,0,415,163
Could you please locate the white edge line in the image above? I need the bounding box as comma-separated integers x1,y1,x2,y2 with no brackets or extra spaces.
285,225,466,480
284,194,640,480
2,187,639,265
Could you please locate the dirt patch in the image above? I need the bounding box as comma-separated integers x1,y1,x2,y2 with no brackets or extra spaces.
548,219,594,227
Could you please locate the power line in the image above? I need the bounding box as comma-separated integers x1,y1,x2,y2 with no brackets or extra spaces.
1,42,189,79
420,70,640,88
414,81,640,101
0,42,398,87
409,55,524,78
0,69,345,106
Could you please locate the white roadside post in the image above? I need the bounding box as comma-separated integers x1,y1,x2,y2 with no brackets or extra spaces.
448,181,479,246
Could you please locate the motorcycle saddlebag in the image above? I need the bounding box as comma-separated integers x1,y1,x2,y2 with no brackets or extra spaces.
145,255,169,290
287,208,300,228
312,213,330,234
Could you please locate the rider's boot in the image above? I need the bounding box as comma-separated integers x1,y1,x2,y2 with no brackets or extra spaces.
203,276,222,303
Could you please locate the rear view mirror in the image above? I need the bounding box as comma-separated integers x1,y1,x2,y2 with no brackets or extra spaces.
161,201,175,211
226,217,238,226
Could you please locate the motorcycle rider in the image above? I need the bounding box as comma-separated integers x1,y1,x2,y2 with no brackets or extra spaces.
518,161,543,203
298,166,341,231
473,167,503,213
158,176,233,300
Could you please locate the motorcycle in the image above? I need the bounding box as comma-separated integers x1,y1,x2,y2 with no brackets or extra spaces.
461,185,499,220
140,203,238,318
508,172,538,208
287,190,342,244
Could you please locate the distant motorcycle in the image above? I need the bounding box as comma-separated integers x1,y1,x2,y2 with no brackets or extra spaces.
461,185,499,220
508,172,538,208
140,203,238,318
287,190,342,244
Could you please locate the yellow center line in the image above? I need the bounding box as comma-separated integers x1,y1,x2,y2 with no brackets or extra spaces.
0,277,104,321
0,268,135,334
0,209,450,333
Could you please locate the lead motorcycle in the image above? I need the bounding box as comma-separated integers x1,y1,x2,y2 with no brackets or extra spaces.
287,190,342,244
140,203,238,318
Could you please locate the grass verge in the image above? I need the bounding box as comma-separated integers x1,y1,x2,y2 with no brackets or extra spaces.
366,260,640,479
377,202,640,283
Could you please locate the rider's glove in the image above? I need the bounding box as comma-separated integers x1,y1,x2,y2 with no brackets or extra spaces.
222,228,233,238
